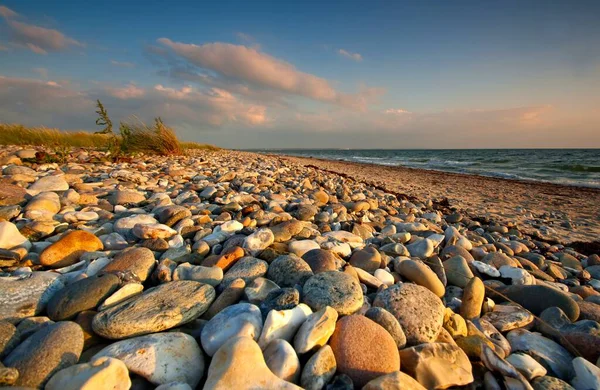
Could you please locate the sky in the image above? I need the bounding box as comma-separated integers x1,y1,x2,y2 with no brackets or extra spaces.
0,1,599,149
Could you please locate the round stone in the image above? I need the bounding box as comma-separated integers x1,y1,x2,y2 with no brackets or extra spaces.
267,254,314,288
302,249,337,274
329,315,400,388
0,272,65,323
4,321,84,388
101,247,156,282
373,283,444,346
303,271,364,316
294,306,338,354
47,273,121,321
349,247,381,273
443,256,474,288
92,332,203,387
40,230,104,268
200,303,263,356
501,285,580,321
221,256,268,289
460,277,485,319
365,307,407,349
397,259,445,297
45,356,131,390
92,280,215,339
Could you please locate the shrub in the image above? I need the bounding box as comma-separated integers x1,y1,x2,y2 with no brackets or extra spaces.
118,117,182,155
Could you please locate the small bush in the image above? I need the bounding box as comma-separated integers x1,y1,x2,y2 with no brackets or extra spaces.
119,117,182,155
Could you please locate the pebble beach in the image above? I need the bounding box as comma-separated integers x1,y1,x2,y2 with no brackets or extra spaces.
0,146,599,389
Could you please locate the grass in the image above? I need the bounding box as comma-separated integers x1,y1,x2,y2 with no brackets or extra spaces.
0,122,219,155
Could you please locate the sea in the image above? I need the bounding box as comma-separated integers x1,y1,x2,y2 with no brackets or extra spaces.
251,149,600,188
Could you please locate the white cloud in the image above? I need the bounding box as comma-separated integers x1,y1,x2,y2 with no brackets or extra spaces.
338,48,363,62
33,67,48,78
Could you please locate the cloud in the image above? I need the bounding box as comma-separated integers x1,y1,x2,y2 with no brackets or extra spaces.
156,38,378,109
110,60,135,68
0,43,8,51
338,49,363,62
384,108,412,114
0,75,268,133
0,6,83,54
0,75,95,126
0,6,18,19
106,83,146,99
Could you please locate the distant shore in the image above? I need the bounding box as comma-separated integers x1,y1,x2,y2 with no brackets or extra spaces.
265,152,600,245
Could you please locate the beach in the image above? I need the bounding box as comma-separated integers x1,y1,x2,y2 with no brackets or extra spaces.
278,153,600,246
0,146,599,389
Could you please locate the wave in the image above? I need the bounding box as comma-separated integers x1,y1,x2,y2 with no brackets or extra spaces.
556,164,600,173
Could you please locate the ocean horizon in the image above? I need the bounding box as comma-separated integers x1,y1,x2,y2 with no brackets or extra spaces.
249,148,600,188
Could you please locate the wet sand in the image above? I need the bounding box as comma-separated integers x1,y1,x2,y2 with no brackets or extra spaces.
271,153,600,245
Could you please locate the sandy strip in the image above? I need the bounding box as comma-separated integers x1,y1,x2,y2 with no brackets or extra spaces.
269,153,600,245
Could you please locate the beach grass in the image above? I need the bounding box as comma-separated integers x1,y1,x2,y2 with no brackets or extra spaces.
0,123,219,155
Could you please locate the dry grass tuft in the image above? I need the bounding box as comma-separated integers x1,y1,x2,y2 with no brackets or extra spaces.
0,122,218,155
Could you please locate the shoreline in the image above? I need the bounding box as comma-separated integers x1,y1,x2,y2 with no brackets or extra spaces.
255,151,600,190
263,152,600,245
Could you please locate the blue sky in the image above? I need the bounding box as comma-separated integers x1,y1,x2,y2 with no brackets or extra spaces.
1,1,599,148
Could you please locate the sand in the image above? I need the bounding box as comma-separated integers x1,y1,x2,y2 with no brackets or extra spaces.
272,154,600,245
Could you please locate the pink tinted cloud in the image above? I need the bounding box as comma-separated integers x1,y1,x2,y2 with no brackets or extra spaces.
0,6,18,19
107,83,146,99
1,6,83,54
157,38,379,109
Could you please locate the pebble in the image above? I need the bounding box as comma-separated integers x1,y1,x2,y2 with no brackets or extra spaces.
40,230,104,268
443,255,474,288
93,280,215,339
259,303,312,348
47,273,120,320
302,249,338,273
399,342,473,389
0,221,28,250
267,254,314,287
349,247,381,272
329,315,400,388
98,283,144,311
460,276,485,319
93,332,203,387
101,247,156,282
398,259,445,297
507,328,574,380
204,336,301,389
373,283,444,345
363,371,427,390
264,339,301,383
201,303,263,356
0,272,64,323
173,263,223,286
365,306,407,348
303,271,364,315
0,147,598,390
243,227,275,255
27,175,69,195
45,356,131,390
3,321,84,388
300,345,337,390
294,306,338,354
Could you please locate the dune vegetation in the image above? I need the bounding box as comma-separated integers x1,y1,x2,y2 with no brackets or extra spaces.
0,100,218,156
